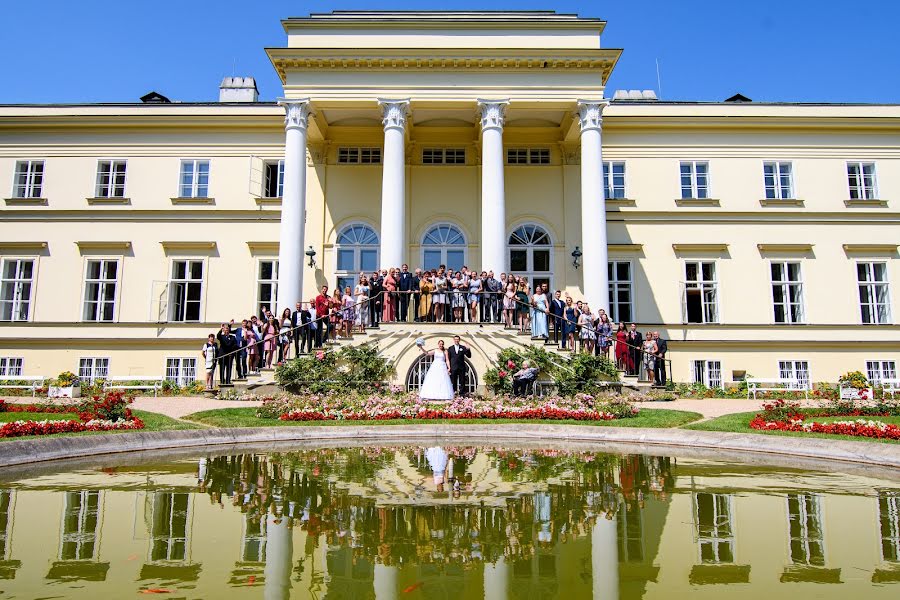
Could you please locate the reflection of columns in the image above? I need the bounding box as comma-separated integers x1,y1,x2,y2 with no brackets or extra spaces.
478,99,509,274
264,514,293,600
378,99,410,269
374,563,398,600
276,99,311,311
484,557,508,600
591,517,619,600
577,100,610,312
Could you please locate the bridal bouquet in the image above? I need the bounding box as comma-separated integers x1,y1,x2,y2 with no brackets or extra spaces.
415,337,426,347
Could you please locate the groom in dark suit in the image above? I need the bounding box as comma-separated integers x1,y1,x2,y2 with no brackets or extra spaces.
447,335,472,396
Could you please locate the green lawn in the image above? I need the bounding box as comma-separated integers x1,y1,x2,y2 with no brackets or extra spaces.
184,407,703,429
686,410,900,444
0,411,78,423
0,409,197,442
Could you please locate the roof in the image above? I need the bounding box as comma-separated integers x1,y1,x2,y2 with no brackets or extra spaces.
290,10,601,23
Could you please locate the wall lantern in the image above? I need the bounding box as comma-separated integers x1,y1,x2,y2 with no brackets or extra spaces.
571,246,583,269
305,245,317,268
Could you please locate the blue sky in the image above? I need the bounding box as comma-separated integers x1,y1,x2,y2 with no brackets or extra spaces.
2,1,898,104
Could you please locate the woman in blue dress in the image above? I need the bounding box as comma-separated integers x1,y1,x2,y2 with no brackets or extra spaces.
531,286,549,339
467,273,482,323
563,295,580,350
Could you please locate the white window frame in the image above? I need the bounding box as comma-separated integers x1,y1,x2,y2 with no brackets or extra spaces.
778,360,810,387
603,161,627,199
0,257,36,322
78,357,110,385
691,359,723,388
682,261,719,324
694,493,735,564
866,360,897,386
335,223,380,291
178,159,210,198
262,159,284,198
0,357,23,376
507,224,553,291
256,259,278,316
337,147,382,164
847,162,878,200
770,261,805,324
879,491,900,563
763,161,794,200
165,357,197,388
81,258,120,322
59,490,103,561
167,259,205,323
421,223,467,271
608,260,633,323
856,261,892,325
12,160,44,198
679,161,709,199
506,148,550,165
94,159,127,198
785,493,825,566
148,492,192,562
422,148,466,165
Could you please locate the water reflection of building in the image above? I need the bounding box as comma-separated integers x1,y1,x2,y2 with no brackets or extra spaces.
0,450,896,597
0,490,19,580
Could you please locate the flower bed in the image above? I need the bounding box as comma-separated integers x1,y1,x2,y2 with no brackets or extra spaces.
0,417,145,439
0,391,144,438
261,391,639,423
750,416,900,440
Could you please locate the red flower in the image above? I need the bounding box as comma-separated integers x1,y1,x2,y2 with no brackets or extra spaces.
498,370,507,378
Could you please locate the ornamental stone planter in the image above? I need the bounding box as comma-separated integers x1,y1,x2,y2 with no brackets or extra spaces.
48,385,81,399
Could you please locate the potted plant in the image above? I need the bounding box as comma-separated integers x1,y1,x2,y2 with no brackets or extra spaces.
48,371,81,399
838,371,872,401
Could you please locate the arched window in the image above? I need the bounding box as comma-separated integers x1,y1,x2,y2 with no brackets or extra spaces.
422,224,466,272
508,224,552,291
406,354,478,396
335,224,379,292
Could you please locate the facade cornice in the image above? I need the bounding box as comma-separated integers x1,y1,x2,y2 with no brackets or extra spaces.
266,47,621,84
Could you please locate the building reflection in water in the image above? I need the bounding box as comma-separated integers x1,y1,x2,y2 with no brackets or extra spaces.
0,448,895,598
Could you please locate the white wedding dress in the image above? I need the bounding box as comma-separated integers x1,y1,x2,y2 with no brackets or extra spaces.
419,351,455,400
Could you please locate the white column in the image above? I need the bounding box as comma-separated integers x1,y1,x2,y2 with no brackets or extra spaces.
265,513,293,600
276,99,311,312
377,99,410,269
591,516,619,600
478,99,509,274
577,100,610,313
374,563,398,600
484,557,508,600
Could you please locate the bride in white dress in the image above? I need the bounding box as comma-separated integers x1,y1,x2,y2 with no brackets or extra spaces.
417,340,455,400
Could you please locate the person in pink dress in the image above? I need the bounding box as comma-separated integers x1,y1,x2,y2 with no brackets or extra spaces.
244,322,259,374
382,268,397,322
262,316,278,368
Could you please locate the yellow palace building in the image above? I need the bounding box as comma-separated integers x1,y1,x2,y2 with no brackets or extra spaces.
0,10,898,388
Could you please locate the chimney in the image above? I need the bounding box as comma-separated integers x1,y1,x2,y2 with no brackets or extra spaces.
219,77,259,102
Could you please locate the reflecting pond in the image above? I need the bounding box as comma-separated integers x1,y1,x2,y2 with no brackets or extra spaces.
0,444,897,598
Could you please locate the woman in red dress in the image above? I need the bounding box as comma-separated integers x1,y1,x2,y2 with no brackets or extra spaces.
382,268,397,322
614,322,630,371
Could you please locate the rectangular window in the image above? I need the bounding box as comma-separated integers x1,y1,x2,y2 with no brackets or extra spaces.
337,147,381,164
771,262,804,324
165,358,196,387
422,148,465,165
880,491,900,562
242,515,267,563
59,491,101,561
179,160,210,198
257,260,278,315
608,261,633,322
506,148,550,165
0,358,23,376
82,259,118,322
763,161,794,199
786,494,825,566
263,160,284,198
78,357,109,385
691,360,723,388
866,360,897,385
603,161,626,199
847,162,877,200
168,260,203,322
0,258,35,321
95,160,127,198
683,261,718,323
680,161,709,199
149,492,190,562
0,490,13,561
12,160,44,198
695,493,735,563
857,262,891,324
778,360,810,387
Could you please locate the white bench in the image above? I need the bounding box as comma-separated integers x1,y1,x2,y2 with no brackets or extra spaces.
881,378,900,399
746,377,810,400
0,376,46,397
103,376,165,397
